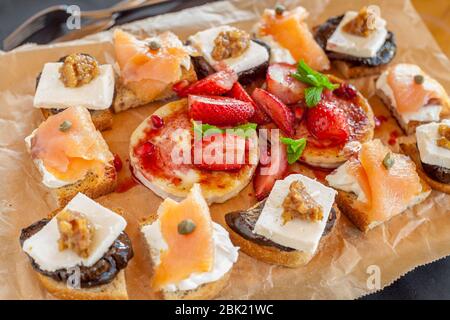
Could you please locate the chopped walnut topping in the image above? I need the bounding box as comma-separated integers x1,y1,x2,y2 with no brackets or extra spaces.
211,29,250,61
57,210,95,258
282,181,323,224
343,6,380,37
437,124,450,150
59,53,99,88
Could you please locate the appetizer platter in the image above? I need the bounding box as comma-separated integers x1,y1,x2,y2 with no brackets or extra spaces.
1,0,450,300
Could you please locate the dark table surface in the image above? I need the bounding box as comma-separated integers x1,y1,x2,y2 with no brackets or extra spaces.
1,0,449,300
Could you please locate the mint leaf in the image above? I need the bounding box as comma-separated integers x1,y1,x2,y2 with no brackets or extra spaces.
193,121,257,139
305,87,323,107
280,137,307,164
228,123,257,138
192,121,223,137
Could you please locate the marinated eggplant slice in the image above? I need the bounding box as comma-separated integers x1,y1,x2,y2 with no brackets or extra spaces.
225,201,337,251
314,15,397,67
20,218,134,288
422,162,450,184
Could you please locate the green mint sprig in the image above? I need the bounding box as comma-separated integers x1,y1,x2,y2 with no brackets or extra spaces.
192,121,257,139
280,137,307,164
291,60,338,107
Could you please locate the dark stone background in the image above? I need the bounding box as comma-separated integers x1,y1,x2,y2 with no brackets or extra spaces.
1,0,449,300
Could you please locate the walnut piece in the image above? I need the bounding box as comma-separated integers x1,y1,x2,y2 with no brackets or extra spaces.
57,210,95,258
59,53,99,88
437,124,450,150
211,29,250,61
343,6,379,37
282,181,323,224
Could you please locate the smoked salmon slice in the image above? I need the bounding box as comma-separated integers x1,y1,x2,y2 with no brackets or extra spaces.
387,64,449,113
152,184,214,289
30,106,113,182
259,7,330,71
351,140,424,222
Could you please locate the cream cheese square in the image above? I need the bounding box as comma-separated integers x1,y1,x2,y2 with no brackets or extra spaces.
416,120,450,169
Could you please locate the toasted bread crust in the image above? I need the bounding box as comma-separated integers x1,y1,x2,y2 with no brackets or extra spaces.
41,108,113,132
225,205,341,267
400,141,450,194
113,66,197,113
333,60,388,79
335,178,431,232
36,270,128,300
52,164,117,208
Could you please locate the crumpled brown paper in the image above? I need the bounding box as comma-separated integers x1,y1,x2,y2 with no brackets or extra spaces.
0,0,449,300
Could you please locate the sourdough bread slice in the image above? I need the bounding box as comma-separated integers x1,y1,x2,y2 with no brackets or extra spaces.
41,108,113,132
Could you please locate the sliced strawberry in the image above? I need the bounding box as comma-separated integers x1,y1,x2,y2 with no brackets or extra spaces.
175,69,238,97
193,133,247,171
253,137,288,200
266,63,307,105
228,82,270,125
188,95,255,126
306,99,350,145
252,88,295,137
172,79,190,93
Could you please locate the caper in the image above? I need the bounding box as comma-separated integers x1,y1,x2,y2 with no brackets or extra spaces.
275,4,285,16
177,219,196,235
382,152,394,169
148,40,161,51
414,74,424,85
59,120,72,132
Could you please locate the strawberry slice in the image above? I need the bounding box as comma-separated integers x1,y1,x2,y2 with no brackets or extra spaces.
253,137,288,200
228,82,271,124
174,69,238,97
266,63,307,105
252,88,295,137
193,133,247,171
306,99,350,145
188,95,255,126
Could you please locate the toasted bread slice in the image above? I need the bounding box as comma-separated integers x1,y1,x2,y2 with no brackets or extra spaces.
41,108,113,132
334,178,431,232
333,60,388,79
52,164,117,208
400,141,450,194
113,66,197,113
225,202,340,268
36,270,128,300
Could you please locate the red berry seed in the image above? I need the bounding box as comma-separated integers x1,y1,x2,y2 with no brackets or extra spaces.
333,83,357,100
151,115,164,129
113,154,123,172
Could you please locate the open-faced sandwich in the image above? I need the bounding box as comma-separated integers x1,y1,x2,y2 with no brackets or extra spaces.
225,174,339,267
326,139,431,232
25,106,117,208
253,60,374,171
129,89,260,204
400,120,450,194
20,193,134,300
314,5,396,78
141,184,239,300
187,25,270,84
112,29,197,112
254,5,330,71
34,53,115,131
376,63,450,134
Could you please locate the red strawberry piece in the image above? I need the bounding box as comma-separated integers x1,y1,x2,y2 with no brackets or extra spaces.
253,138,288,200
306,100,350,145
228,82,270,125
266,63,307,105
193,133,246,171
188,95,255,126
172,79,190,94
291,103,306,121
176,69,238,97
251,88,295,137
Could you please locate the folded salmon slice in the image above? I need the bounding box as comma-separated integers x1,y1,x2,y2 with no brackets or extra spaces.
350,140,423,222
387,64,448,113
260,7,330,71
30,106,113,182
152,184,214,289
113,29,189,85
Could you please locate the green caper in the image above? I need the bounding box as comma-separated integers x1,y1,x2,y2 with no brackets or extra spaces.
177,219,196,235
382,152,395,169
59,120,72,132
148,40,161,51
275,4,285,16
414,74,424,85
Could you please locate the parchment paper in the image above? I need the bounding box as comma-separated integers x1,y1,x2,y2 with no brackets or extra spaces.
1,0,449,300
